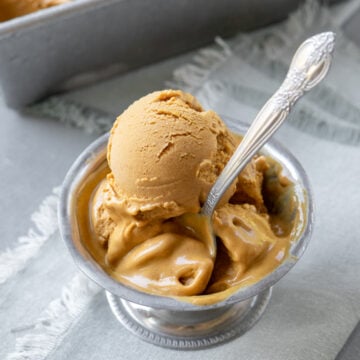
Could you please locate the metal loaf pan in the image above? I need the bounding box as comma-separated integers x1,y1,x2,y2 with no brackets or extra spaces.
0,0,305,108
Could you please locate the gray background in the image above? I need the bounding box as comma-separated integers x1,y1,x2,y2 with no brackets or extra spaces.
1,1,360,359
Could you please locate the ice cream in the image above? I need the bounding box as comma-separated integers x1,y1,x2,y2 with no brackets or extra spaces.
0,0,69,22
106,90,237,220
80,90,302,304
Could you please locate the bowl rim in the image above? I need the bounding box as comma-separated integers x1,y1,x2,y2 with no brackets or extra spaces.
58,119,314,311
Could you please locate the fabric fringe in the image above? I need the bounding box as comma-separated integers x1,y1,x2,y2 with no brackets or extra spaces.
236,51,360,129
6,273,100,360
169,0,360,146
332,0,360,27
167,0,323,93
203,80,360,146
27,97,114,135
260,0,326,57
166,37,232,92
0,187,60,285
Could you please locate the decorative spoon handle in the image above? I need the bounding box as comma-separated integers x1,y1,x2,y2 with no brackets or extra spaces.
202,32,335,216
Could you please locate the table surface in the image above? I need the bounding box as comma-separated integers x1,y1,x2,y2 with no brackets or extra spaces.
1,2,360,358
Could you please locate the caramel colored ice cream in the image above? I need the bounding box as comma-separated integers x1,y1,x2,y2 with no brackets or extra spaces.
106,90,237,220
0,0,69,22
81,90,302,305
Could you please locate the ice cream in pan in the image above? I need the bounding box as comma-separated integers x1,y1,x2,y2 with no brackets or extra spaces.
0,0,69,22
77,89,303,305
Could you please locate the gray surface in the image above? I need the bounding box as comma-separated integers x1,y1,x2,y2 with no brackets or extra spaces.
336,321,360,360
1,1,360,359
0,0,306,108
0,109,90,246
343,9,360,46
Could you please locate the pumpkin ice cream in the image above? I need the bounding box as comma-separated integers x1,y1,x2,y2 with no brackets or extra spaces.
84,90,301,303
0,0,69,22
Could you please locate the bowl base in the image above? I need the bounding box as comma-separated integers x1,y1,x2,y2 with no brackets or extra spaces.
106,287,272,350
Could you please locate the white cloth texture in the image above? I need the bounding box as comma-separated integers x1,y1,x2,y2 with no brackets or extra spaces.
1,1,360,359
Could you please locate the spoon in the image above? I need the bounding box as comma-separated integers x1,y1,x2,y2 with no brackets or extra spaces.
180,32,335,259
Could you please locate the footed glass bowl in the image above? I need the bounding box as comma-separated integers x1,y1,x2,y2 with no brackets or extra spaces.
58,120,313,349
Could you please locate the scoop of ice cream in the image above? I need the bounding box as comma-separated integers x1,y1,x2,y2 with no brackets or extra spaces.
0,0,69,21
107,90,237,221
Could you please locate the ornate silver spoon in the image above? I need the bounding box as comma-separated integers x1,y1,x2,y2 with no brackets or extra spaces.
181,32,336,259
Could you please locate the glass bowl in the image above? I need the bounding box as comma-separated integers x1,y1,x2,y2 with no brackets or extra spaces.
58,119,313,349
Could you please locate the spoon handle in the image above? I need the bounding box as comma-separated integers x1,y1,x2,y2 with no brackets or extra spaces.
202,32,335,217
